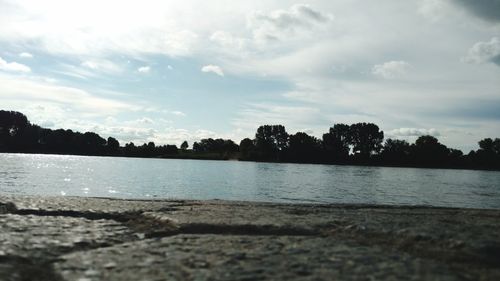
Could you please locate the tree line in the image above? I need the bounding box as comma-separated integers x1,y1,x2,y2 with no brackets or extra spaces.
1,110,499,170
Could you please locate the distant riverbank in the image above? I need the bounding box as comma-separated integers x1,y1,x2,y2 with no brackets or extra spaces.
2,110,500,171
2,150,500,173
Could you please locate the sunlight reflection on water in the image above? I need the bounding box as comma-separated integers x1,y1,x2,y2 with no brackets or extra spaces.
1,153,499,209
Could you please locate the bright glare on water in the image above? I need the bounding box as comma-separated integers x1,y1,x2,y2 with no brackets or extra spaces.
1,153,499,209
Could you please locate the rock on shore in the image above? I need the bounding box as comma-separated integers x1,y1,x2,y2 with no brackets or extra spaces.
1,194,499,280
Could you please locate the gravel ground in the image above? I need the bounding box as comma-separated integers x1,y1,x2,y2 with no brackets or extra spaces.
1,195,499,281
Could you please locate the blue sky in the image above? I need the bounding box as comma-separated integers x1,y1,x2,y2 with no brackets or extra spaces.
1,0,499,152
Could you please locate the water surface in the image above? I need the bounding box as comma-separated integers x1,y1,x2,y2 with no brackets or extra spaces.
1,153,499,209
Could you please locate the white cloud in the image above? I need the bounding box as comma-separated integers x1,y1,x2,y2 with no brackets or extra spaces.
418,0,452,21
247,4,333,43
372,61,412,79
19,52,33,58
52,63,102,79
138,66,151,73
152,128,220,146
387,128,441,138
75,120,223,146
171,111,186,117
86,124,158,145
210,31,246,50
462,37,500,65
142,108,186,117
105,116,117,124
20,104,69,127
40,120,55,127
232,103,324,134
0,56,31,72
167,65,173,70
81,59,123,73
135,117,154,125
81,61,100,70
201,65,224,76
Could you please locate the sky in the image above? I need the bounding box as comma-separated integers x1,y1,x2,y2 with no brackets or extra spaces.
1,0,499,152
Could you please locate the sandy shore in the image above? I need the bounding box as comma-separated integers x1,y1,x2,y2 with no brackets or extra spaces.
1,194,499,280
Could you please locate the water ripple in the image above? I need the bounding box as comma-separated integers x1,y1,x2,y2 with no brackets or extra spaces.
1,153,500,209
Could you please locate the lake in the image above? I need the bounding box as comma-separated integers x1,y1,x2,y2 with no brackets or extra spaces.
1,153,499,209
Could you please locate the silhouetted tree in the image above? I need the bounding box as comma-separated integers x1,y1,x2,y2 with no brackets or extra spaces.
287,132,322,163
80,132,106,155
163,144,178,155
448,148,464,167
192,138,238,158
3,109,500,170
471,138,500,169
254,125,289,161
194,138,216,152
0,110,30,151
493,139,500,155
239,138,256,160
106,137,120,155
349,123,384,160
124,142,137,157
142,142,156,157
192,141,200,151
0,110,29,137
381,139,411,165
17,124,42,152
180,140,189,150
42,129,77,153
479,138,494,152
222,139,239,153
411,135,450,167
322,124,350,163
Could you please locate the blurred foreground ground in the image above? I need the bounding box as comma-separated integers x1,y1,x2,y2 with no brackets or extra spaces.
1,195,499,281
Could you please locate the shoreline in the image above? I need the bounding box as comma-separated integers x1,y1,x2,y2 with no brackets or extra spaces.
3,192,500,211
3,151,500,173
1,195,499,280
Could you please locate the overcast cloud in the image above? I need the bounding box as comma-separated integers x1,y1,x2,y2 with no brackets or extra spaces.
463,37,500,65
0,0,499,151
453,0,500,22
